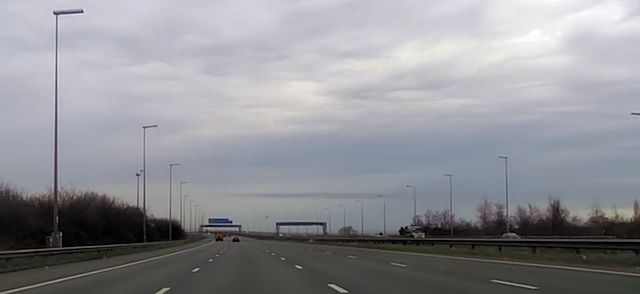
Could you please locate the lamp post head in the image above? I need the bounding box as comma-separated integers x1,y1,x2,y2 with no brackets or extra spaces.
142,124,158,129
406,184,413,188
498,155,508,160
170,163,180,167
444,173,452,177
53,9,84,15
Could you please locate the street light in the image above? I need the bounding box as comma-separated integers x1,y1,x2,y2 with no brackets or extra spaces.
141,124,158,242
323,208,332,235
444,174,454,237
135,170,142,208
168,163,180,241
498,156,510,234
179,181,188,228
377,195,386,235
406,184,417,222
194,204,199,233
189,200,195,232
51,7,84,248
183,195,189,232
339,204,346,234
356,200,364,235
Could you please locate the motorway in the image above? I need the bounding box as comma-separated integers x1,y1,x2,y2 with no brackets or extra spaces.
0,237,638,293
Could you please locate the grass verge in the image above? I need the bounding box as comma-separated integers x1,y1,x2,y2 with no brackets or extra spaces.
0,236,204,274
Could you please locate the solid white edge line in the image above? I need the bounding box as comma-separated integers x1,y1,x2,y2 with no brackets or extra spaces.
294,265,303,270
299,243,640,278
191,267,200,273
390,262,407,268
154,287,171,294
490,279,540,290
0,241,214,294
327,283,350,293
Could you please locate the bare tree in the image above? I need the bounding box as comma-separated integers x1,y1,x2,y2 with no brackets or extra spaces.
476,198,494,234
544,198,570,231
633,199,640,222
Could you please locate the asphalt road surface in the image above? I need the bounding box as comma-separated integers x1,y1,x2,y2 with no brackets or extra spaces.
0,237,638,293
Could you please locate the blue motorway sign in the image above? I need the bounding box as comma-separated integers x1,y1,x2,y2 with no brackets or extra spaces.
208,218,233,224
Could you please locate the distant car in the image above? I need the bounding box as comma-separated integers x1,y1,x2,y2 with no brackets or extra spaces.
410,232,426,238
501,232,521,239
232,236,240,242
214,232,224,241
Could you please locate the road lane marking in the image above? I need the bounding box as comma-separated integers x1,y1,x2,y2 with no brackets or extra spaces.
390,262,407,268
208,259,213,262
327,283,349,293
490,279,539,290
154,287,171,294
325,251,332,254
271,253,276,256
192,268,200,273
0,241,215,294
280,257,286,261
347,255,357,259
215,254,219,257
312,244,640,278
294,265,303,270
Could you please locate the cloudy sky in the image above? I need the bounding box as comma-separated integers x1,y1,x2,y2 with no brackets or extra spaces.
1,0,640,233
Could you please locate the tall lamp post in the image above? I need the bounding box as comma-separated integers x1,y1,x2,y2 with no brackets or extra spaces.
141,124,158,242
323,208,332,235
339,204,346,234
444,174,454,237
189,200,194,232
179,181,188,227
406,184,417,223
356,200,364,235
51,8,84,248
498,156,510,233
377,195,386,235
183,195,189,232
135,170,142,208
194,204,199,233
168,163,180,240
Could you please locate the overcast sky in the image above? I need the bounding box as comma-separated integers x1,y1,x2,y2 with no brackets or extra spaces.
1,0,640,233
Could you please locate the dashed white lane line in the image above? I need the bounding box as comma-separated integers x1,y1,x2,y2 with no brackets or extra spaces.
0,241,213,294
490,279,540,290
325,251,332,254
271,253,276,256
294,265,303,270
280,257,287,261
327,283,350,293
154,287,171,294
347,255,357,259
191,268,200,273
215,254,220,257
208,259,213,262
390,262,407,268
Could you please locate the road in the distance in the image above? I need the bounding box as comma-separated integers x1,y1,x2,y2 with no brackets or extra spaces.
0,237,638,294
